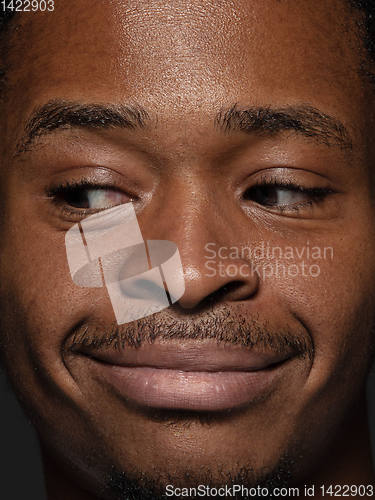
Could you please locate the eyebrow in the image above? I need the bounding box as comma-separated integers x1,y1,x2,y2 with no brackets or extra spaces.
215,104,353,150
16,100,353,157
16,100,150,156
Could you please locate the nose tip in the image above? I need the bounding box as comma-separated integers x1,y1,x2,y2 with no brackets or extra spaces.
177,260,259,309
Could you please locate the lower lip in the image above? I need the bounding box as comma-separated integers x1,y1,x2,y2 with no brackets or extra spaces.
92,363,280,411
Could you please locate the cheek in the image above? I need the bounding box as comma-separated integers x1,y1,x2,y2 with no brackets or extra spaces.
0,213,108,450
273,235,375,390
0,203,108,369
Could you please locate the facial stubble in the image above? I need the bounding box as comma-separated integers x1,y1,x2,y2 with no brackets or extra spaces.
62,306,313,499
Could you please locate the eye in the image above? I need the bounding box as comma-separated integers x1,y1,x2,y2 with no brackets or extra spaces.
244,182,331,208
62,187,127,210
45,180,134,220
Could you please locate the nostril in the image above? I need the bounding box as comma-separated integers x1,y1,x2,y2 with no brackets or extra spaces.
207,279,260,304
210,281,247,300
176,258,259,310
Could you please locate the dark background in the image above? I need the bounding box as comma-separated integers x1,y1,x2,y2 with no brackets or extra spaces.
1,367,375,500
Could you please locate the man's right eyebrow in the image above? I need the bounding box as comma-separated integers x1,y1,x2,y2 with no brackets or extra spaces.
15,100,150,157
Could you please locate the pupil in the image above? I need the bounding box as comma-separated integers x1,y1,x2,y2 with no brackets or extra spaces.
246,186,279,206
65,189,90,209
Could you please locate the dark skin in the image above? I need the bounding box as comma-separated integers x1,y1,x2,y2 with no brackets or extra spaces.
0,0,375,498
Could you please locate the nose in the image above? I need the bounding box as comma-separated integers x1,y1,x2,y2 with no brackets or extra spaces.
141,184,260,311
176,252,259,310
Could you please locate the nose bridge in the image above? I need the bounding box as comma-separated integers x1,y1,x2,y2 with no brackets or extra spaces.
149,174,223,263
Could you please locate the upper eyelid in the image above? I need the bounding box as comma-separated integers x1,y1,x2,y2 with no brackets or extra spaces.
45,180,122,197
244,181,332,196
249,178,328,191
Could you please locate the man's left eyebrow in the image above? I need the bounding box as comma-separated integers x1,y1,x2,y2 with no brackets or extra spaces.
215,104,354,150
16,100,150,156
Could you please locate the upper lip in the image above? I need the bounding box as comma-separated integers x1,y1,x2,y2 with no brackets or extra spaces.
80,341,293,372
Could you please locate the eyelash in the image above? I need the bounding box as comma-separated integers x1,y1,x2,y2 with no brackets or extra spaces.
45,179,132,218
243,178,333,212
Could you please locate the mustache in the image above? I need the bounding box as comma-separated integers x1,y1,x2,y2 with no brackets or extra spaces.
63,308,314,359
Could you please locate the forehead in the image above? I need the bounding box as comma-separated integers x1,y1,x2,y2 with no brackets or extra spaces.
4,0,368,141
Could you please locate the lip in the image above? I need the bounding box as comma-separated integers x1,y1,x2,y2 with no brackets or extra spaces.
82,343,292,411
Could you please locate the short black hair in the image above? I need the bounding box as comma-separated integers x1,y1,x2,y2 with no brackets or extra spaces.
0,8,15,27
349,1,375,64
0,9,16,93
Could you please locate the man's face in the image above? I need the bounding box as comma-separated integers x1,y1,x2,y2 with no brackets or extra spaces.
0,0,375,497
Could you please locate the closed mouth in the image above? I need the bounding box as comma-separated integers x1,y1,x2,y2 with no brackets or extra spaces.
77,341,294,411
